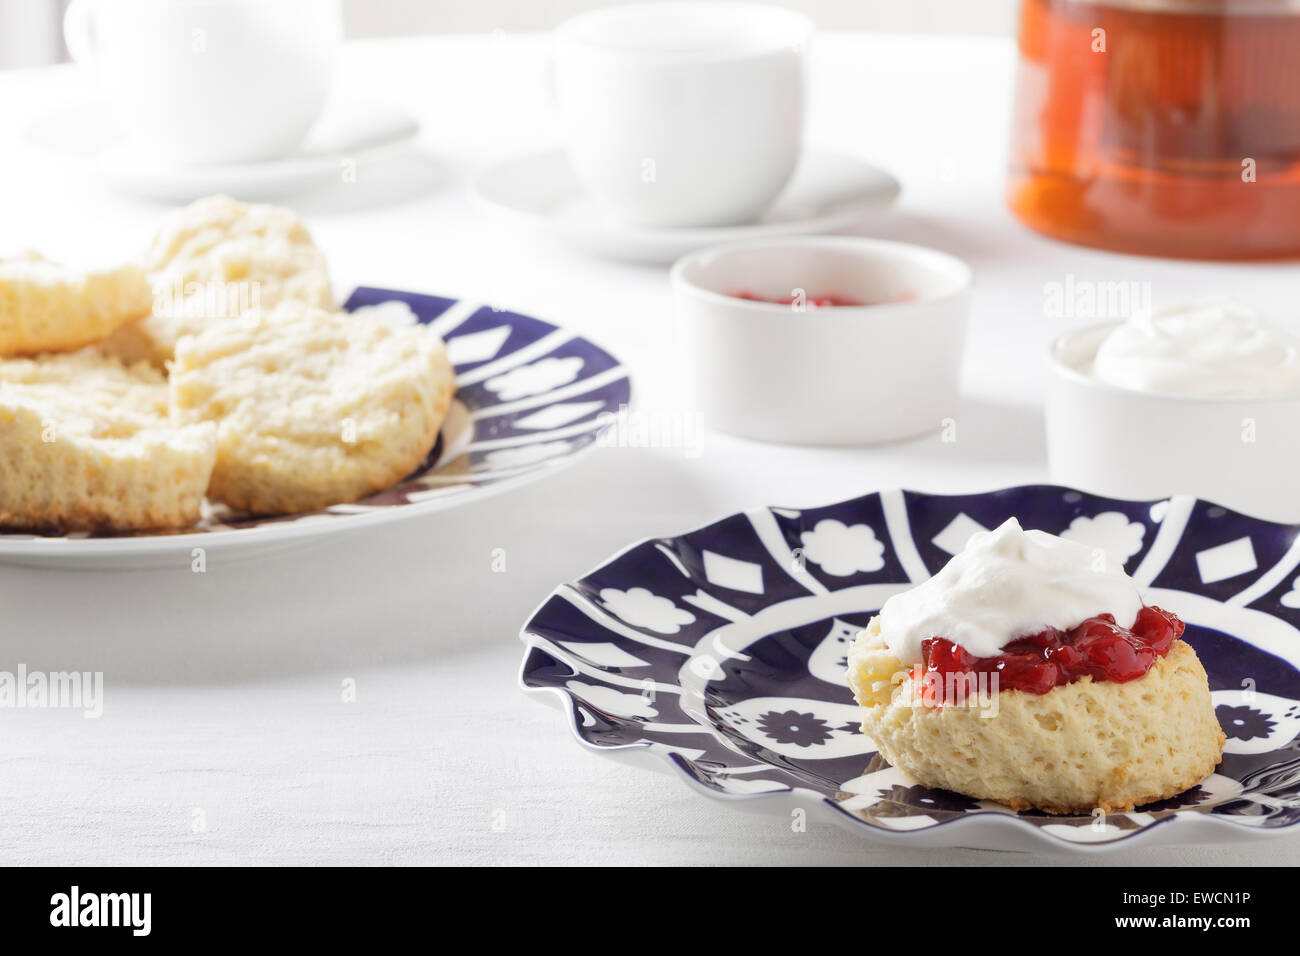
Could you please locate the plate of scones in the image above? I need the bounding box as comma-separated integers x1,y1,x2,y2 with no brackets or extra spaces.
520,485,1300,851
0,195,629,567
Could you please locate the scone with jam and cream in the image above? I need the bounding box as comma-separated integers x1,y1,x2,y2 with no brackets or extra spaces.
847,518,1225,814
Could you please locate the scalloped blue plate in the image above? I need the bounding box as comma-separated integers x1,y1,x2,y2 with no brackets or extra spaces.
520,485,1300,852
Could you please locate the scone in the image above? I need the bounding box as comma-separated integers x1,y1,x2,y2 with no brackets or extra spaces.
0,252,152,356
0,350,216,532
103,195,335,366
169,301,454,515
847,518,1225,814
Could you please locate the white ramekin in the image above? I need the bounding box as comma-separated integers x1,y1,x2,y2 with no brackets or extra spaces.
1048,323,1300,522
670,237,972,444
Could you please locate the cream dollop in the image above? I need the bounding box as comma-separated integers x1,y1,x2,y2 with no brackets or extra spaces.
1091,299,1300,398
877,517,1143,664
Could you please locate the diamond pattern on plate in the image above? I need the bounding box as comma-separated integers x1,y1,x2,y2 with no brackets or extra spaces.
485,356,585,400
931,513,989,555
702,550,764,594
1196,537,1258,584
445,325,512,365
511,400,607,431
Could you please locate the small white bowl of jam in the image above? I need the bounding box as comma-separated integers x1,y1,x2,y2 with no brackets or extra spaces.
670,236,972,444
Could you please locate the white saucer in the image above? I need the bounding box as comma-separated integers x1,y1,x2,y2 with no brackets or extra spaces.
471,149,902,264
27,100,420,202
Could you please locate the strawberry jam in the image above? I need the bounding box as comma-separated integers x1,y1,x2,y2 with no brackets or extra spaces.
730,291,865,308
919,606,1183,703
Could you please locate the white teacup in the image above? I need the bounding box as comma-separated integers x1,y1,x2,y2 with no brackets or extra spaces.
64,0,342,166
554,2,812,229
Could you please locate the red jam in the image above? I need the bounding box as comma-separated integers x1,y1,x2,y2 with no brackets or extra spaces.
730,291,866,308
918,605,1183,703
729,290,918,308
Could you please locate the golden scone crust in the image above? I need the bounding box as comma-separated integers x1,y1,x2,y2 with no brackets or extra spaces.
169,302,454,515
0,350,216,532
0,253,151,356
102,195,335,366
847,618,1226,814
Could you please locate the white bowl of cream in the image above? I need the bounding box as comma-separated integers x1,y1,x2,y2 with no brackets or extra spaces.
1047,300,1300,521
1091,299,1300,399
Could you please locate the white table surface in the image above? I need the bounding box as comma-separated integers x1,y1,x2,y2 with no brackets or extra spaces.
2,32,1299,867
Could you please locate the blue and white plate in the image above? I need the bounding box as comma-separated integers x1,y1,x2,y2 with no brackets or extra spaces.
0,287,629,568
520,485,1300,852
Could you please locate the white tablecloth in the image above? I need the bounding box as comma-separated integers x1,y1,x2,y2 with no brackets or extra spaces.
2,32,1298,866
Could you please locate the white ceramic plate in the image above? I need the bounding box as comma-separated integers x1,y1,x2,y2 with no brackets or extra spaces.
471,149,901,264
0,287,630,569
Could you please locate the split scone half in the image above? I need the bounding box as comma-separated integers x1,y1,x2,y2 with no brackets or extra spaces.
169,301,455,515
0,252,152,356
103,195,335,366
846,518,1225,815
0,350,216,532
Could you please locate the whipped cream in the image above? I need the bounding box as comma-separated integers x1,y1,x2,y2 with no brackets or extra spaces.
1091,299,1300,398
877,517,1143,664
